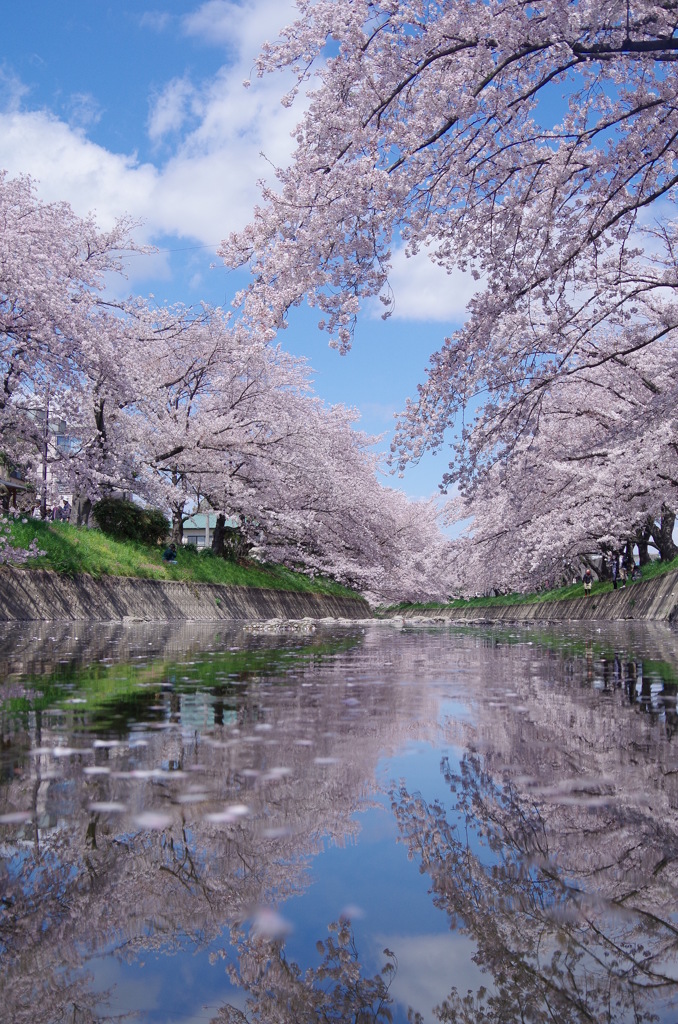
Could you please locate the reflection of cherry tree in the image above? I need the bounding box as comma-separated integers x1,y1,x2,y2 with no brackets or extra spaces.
392,752,678,1024
0,622,443,1024
211,919,396,1024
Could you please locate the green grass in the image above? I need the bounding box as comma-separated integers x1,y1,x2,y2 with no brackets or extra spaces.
1,632,364,727
5,518,363,599
382,553,678,614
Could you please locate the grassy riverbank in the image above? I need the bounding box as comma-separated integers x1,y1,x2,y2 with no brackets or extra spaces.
7,518,361,599
385,554,678,614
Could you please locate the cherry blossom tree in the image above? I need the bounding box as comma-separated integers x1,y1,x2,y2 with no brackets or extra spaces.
112,301,453,599
0,170,452,599
221,0,678,573
115,304,312,541
444,348,678,593
241,396,452,600
0,171,143,516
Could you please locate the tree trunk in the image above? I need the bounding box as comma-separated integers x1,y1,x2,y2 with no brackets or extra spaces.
635,518,654,566
211,512,226,556
624,538,635,568
71,494,92,526
650,507,678,562
171,504,184,545
598,547,613,581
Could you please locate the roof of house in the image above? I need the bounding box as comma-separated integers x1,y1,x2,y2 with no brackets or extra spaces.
183,513,239,531
0,475,29,491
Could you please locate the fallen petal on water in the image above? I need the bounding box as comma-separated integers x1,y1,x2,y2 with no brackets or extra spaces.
228,803,250,817
0,810,32,824
133,811,174,829
263,767,292,781
262,825,292,838
175,792,209,804
204,803,250,824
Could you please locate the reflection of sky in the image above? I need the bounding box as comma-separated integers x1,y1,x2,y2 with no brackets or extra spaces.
80,742,475,1024
280,742,479,1024
89,945,245,1024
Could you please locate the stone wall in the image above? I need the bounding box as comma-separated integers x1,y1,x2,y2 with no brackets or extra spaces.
3,565,676,626
395,568,678,624
0,566,371,622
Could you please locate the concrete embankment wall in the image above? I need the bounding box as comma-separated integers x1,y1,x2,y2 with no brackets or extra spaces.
395,568,678,624
0,566,371,622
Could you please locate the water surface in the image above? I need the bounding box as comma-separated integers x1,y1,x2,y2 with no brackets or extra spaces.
2,619,678,1024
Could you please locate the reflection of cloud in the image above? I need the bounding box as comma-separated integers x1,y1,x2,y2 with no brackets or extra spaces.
89,955,163,1015
369,246,481,324
375,932,485,1022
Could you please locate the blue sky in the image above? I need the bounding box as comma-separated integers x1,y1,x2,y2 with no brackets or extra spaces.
0,1,477,501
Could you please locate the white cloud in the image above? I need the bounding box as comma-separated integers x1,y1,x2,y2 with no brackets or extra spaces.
66,91,103,130
0,84,295,254
0,64,31,112
183,0,245,48
372,245,481,324
148,76,199,142
0,110,158,230
138,10,173,32
183,0,297,55
0,0,305,252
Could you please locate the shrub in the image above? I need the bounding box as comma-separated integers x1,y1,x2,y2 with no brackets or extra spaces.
142,507,171,545
93,498,170,546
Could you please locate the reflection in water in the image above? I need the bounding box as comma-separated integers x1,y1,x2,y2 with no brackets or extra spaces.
1,620,678,1022
394,752,678,1024
212,918,397,1024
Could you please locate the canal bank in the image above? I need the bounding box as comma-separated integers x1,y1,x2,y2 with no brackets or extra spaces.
392,567,678,624
0,566,370,622
3,565,677,626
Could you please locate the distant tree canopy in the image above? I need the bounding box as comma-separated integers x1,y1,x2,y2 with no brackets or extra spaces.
0,172,452,601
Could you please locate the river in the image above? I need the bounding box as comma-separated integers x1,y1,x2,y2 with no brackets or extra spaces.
2,618,678,1024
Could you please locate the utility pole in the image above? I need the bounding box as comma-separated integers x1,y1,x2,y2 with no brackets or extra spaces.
40,386,50,520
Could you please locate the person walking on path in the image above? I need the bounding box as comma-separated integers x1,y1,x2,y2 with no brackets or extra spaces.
583,568,593,597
